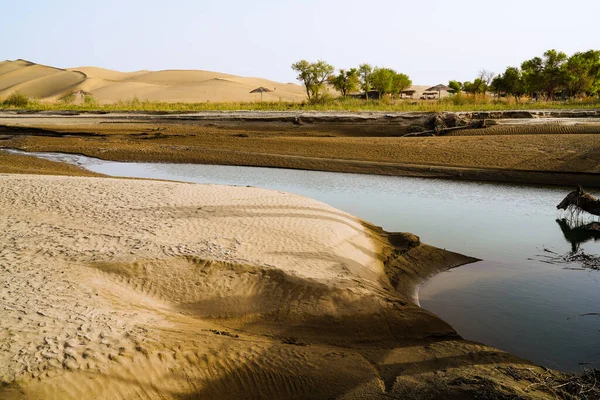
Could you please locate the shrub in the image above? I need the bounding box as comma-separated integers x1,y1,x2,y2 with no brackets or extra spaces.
307,92,334,106
83,94,98,107
61,94,75,104
3,92,30,107
380,95,393,105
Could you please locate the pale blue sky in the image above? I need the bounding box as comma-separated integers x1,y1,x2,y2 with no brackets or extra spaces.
2,0,599,84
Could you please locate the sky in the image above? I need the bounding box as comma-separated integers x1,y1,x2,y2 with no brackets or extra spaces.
2,0,599,85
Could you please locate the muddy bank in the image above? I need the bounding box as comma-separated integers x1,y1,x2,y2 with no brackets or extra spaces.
2,109,600,136
365,223,480,305
0,109,598,187
3,108,600,119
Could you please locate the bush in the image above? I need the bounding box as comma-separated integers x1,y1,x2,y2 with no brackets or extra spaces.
3,92,30,107
445,93,470,106
380,95,393,105
307,93,334,106
83,94,98,107
61,94,75,104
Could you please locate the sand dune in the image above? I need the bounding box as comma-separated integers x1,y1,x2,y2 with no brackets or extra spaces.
0,59,306,103
0,60,30,76
126,69,240,84
0,61,86,101
68,66,150,82
6,70,86,100
0,174,548,399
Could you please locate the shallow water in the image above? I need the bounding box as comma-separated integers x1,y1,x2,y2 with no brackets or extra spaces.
6,149,600,372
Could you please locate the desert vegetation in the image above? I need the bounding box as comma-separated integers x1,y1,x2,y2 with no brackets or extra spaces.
2,92,31,107
450,49,600,101
292,60,412,102
290,49,599,106
0,94,598,113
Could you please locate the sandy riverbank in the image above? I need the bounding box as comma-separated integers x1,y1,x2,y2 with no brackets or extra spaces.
0,110,599,187
0,174,576,399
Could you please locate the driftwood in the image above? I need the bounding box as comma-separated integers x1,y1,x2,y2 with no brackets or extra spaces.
499,365,600,400
535,247,600,270
401,120,486,137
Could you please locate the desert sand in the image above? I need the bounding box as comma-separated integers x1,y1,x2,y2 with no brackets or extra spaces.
0,174,567,399
0,60,307,103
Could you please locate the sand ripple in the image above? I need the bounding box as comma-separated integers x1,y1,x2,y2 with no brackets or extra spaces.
0,174,545,399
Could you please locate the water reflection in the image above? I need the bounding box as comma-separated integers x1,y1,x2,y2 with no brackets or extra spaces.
556,218,600,252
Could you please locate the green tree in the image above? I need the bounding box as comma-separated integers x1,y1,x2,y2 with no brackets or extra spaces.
503,67,525,100
330,68,360,96
522,50,568,99
370,67,395,99
478,69,496,96
291,60,334,100
492,67,524,102
587,50,600,96
448,80,463,94
390,72,412,101
521,56,544,97
463,78,486,96
541,49,568,99
358,63,373,97
490,75,503,95
564,50,600,97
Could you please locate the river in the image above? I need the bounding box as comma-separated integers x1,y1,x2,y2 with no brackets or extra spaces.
5,149,600,372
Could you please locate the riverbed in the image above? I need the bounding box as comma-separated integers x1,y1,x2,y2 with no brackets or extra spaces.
6,149,600,373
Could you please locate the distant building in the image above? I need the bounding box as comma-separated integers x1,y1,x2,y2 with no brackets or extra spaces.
400,89,417,99
421,91,439,100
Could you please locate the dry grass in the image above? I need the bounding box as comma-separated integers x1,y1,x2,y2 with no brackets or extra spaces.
1,95,599,113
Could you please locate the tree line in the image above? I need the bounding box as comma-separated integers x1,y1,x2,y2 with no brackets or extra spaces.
450,49,600,101
293,49,600,103
291,60,412,100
